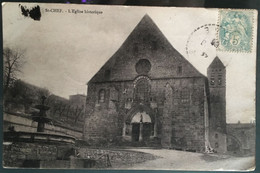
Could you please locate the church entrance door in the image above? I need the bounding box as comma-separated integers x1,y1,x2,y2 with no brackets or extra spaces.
132,123,140,142
132,123,152,142
131,112,152,142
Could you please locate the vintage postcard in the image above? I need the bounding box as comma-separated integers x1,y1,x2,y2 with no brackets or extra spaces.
2,2,257,171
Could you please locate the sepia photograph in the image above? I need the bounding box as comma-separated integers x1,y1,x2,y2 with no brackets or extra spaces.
2,2,257,170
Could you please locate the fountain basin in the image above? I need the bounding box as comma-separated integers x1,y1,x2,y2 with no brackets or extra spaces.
4,131,76,144
31,116,52,123
34,104,50,110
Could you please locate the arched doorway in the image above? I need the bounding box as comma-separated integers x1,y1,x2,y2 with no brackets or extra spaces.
131,112,152,142
227,135,241,154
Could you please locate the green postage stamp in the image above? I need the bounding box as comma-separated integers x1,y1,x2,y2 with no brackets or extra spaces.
218,10,254,52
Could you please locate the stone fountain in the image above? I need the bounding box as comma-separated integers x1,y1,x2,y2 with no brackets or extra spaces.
4,96,76,144
32,96,52,132
3,96,96,168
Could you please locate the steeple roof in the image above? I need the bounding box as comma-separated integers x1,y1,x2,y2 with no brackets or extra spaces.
208,57,225,69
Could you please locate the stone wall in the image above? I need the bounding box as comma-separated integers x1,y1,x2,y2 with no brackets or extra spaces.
84,82,122,143
4,142,100,168
3,142,58,167
3,142,158,168
3,112,83,139
165,78,206,152
85,77,207,152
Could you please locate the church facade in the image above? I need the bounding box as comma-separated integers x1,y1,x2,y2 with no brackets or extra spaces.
84,15,227,153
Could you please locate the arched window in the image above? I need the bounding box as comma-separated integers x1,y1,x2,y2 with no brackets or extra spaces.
98,89,105,103
134,78,150,102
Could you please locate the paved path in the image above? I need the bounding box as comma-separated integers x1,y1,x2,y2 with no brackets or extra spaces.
118,148,255,171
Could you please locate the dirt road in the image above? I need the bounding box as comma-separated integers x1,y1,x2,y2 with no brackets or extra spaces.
118,148,254,171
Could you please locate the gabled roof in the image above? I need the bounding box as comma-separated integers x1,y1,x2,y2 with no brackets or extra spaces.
88,14,204,84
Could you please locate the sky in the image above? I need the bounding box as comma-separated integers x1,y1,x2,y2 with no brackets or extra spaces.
2,3,257,123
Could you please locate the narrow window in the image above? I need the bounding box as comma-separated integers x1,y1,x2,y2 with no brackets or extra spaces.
178,66,182,75
215,142,219,148
142,37,147,43
218,78,222,85
218,73,222,85
215,133,218,139
98,89,105,103
104,70,111,80
133,43,138,52
210,77,215,85
152,41,157,50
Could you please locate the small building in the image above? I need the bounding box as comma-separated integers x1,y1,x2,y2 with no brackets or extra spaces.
69,94,87,108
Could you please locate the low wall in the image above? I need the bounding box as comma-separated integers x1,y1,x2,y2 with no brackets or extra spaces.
3,142,96,168
3,112,83,139
78,148,159,168
3,142,59,167
3,142,158,168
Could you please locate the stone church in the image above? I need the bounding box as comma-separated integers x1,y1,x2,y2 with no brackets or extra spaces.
84,15,227,153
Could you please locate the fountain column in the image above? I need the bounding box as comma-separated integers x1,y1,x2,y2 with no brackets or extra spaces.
37,121,45,132
32,96,51,133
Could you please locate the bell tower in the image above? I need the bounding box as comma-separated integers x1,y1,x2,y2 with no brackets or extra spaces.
207,57,227,152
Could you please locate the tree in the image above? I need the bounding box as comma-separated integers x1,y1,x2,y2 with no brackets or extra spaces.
73,105,84,123
3,47,25,94
4,80,51,113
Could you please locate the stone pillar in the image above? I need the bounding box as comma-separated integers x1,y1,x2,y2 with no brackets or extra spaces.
122,122,126,137
129,124,132,140
154,121,157,137
139,123,143,142
153,109,158,137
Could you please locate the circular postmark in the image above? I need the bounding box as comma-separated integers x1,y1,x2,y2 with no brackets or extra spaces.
186,24,220,61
